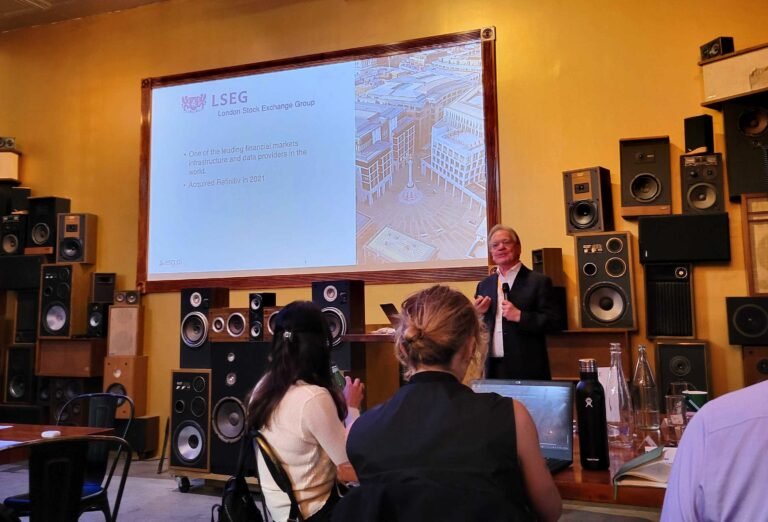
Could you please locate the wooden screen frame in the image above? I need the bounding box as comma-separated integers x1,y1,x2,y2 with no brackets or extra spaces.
138,27,501,293
741,193,768,296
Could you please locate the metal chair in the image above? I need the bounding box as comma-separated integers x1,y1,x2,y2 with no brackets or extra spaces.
1,435,132,522
3,393,135,521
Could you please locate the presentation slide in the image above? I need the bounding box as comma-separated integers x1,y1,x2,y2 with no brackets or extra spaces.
145,41,489,281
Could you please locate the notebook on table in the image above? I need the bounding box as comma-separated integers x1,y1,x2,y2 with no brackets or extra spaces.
470,379,574,474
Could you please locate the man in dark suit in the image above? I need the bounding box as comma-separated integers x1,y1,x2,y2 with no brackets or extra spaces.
474,224,562,380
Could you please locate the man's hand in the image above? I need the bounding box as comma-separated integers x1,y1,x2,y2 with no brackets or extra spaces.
343,376,365,409
501,299,522,322
474,295,492,314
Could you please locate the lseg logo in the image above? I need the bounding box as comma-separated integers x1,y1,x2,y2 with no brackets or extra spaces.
181,94,206,113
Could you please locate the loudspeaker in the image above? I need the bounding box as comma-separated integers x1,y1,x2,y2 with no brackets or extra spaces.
575,231,636,329
0,404,48,424
248,292,276,342
49,377,102,425
680,153,724,214
10,186,31,213
312,280,365,370
741,194,768,296
4,345,36,404
209,308,249,343
656,340,710,411
1,214,26,255
563,166,614,234
103,355,148,418
742,346,768,386
170,369,211,473
90,273,116,303
0,254,44,290
644,263,694,338
24,196,71,256
179,288,229,369
209,341,268,476
0,153,19,183
107,305,143,356
87,302,111,338
38,263,92,339
56,213,97,264
699,36,734,61
532,248,565,287
638,213,730,263
726,297,768,345
684,115,714,154
723,93,768,198
619,136,672,217
0,136,16,150
11,289,38,343
115,416,159,459
36,338,106,377
261,306,283,343
36,377,51,406
114,290,141,306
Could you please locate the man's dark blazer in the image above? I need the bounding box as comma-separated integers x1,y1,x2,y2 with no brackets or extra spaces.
475,265,562,380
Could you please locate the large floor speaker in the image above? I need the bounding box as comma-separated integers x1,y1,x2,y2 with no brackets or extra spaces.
209,341,269,476
726,297,768,345
575,232,636,329
115,416,159,459
619,136,672,218
562,166,614,234
38,263,92,339
4,345,36,404
179,288,229,369
50,377,102,425
249,292,276,342
723,93,768,198
57,213,97,264
656,340,710,410
742,346,768,386
680,153,724,214
312,280,365,370
741,194,768,296
103,355,148,418
209,308,249,343
638,213,730,264
170,369,211,473
24,196,71,256
107,305,143,355
645,263,694,338
1,214,26,255
0,254,44,290
11,289,38,343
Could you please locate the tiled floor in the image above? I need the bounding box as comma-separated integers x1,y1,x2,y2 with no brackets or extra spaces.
0,457,660,521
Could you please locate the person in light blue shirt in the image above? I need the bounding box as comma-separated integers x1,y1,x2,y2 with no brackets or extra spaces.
661,380,768,522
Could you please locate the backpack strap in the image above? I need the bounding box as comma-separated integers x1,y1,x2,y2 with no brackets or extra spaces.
255,431,304,522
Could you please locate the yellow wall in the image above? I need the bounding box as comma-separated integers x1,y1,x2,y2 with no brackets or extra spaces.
1,0,767,431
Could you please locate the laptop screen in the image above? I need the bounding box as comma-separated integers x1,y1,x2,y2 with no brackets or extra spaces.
470,379,574,462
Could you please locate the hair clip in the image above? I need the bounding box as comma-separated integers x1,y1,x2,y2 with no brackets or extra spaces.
283,331,293,342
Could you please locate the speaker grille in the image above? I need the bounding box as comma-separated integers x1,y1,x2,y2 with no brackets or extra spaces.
645,264,694,338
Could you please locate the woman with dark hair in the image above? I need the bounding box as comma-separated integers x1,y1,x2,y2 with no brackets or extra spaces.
333,285,561,522
246,300,364,522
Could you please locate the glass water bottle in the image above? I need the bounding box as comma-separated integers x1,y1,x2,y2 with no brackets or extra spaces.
631,345,660,430
606,343,634,447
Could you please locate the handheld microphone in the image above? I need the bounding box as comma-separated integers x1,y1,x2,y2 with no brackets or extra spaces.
501,282,510,302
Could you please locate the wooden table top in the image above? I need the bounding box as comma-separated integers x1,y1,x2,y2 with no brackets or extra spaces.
555,432,667,508
0,424,113,464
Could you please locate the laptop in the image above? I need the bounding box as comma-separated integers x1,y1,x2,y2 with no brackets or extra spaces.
380,303,400,326
470,379,574,474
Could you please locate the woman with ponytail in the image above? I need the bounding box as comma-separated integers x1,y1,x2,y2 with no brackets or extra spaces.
246,301,364,522
334,285,561,522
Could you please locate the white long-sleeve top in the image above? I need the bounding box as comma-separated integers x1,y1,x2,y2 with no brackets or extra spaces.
255,381,358,521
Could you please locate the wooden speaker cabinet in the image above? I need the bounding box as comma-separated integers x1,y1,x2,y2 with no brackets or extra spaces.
108,305,144,356
546,329,631,381
742,346,768,386
103,355,148,418
741,194,768,296
36,338,106,377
